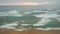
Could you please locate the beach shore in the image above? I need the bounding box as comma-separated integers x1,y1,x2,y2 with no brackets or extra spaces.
0,29,60,34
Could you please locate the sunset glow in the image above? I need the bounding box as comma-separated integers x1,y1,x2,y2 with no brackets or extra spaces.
0,2,49,6
39,2,49,5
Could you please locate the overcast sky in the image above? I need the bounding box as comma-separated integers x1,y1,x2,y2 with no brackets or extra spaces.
0,0,59,4
0,0,59,5
0,0,59,2
0,0,49,2
0,0,60,9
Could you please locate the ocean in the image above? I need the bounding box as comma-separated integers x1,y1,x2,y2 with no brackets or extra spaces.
0,6,60,31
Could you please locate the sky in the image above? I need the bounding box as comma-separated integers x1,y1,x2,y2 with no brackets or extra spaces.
0,0,60,3
0,0,60,4
0,0,60,9
0,0,59,4
0,0,50,2
0,0,50,6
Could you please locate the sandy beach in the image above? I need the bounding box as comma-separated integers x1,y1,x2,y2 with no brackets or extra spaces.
0,29,60,34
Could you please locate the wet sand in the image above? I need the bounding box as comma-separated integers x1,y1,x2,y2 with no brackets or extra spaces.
0,29,60,34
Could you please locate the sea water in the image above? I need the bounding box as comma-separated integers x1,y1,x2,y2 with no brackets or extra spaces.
0,6,60,31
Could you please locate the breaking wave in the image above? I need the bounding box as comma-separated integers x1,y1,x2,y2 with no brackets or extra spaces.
0,10,23,17
0,10,60,31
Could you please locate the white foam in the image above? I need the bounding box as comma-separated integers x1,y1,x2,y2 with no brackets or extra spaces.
33,24,45,26
35,17,51,26
14,29,24,31
0,21,18,29
34,13,60,26
56,18,60,22
34,14,56,18
32,10,48,12
14,28,27,31
0,10,23,17
24,12,32,14
21,24,31,26
24,10,48,14
34,14,54,26
35,28,60,31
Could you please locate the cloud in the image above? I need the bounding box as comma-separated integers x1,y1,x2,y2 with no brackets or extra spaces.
0,0,49,2
0,2,49,6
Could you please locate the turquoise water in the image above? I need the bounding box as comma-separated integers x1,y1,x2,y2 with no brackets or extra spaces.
0,6,60,29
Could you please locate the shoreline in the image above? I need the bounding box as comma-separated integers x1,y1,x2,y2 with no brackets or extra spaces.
0,28,60,34
0,27,60,31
